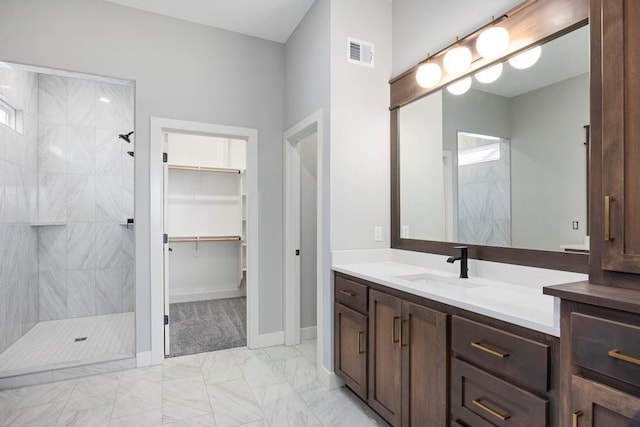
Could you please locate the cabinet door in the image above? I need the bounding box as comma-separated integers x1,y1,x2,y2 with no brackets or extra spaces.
600,0,640,273
369,289,403,426
401,301,448,426
334,303,368,400
571,375,640,426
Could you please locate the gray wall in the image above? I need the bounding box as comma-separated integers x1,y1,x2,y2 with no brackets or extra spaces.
0,0,286,349
0,68,39,352
392,0,522,76
510,73,589,251
300,132,317,330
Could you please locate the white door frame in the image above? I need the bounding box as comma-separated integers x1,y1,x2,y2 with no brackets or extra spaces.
150,117,259,364
283,110,324,352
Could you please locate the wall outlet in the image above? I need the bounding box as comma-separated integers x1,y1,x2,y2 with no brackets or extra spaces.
401,226,409,238
374,226,383,242
572,221,579,230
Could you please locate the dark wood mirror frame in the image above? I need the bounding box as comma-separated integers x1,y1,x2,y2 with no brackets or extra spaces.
390,0,590,273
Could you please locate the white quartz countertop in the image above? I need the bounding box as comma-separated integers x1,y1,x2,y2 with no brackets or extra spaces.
331,249,591,337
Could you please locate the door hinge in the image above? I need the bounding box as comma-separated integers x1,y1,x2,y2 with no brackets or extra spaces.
164,315,169,325
163,152,168,163
295,249,300,256
163,233,168,244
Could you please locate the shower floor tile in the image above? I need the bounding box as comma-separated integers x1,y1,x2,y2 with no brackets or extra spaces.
0,313,134,378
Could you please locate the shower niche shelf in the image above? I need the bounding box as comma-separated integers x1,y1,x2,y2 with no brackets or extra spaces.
30,222,67,227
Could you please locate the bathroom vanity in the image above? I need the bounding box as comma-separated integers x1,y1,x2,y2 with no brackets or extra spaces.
333,0,640,424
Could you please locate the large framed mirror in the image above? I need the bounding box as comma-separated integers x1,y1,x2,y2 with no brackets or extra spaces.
390,0,589,273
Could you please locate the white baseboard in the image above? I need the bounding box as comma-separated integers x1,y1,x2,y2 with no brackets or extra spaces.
136,351,153,368
252,331,284,348
300,326,317,341
317,363,344,390
169,288,246,304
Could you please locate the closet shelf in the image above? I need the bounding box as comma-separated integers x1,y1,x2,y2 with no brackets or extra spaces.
169,235,242,243
168,164,242,174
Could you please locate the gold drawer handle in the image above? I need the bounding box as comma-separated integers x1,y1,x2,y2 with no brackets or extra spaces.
604,196,613,241
572,410,583,427
339,290,356,297
392,316,400,343
608,349,640,366
472,399,511,421
358,331,366,354
471,342,510,358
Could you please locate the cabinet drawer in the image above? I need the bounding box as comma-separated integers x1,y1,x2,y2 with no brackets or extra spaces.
452,316,550,392
335,275,368,314
571,312,640,389
451,358,549,426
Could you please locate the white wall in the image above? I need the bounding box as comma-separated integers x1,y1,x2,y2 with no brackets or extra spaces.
0,0,286,351
510,73,589,251
399,92,445,240
392,0,522,76
299,132,317,329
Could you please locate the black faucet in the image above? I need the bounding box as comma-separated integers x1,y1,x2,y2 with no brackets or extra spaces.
446,246,468,278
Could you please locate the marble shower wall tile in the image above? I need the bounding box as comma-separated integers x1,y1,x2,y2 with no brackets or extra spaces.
96,175,122,222
67,174,95,222
67,79,96,128
38,226,67,272
96,222,122,268
67,126,96,174
39,271,67,321
67,269,96,318
96,268,123,315
67,222,96,270
38,173,67,223
96,129,122,176
38,74,67,125
122,267,135,312
38,123,66,174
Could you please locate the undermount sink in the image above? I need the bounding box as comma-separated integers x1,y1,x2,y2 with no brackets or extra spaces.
396,273,486,290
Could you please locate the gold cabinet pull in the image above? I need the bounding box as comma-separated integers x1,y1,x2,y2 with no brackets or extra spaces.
358,331,366,354
572,410,583,427
392,316,400,343
400,320,409,347
472,399,511,421
604,196,613,241
608,349,640,366
471,342,510,358
339,290,356,297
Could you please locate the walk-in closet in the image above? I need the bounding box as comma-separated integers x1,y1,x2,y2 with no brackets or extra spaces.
163,132,247,357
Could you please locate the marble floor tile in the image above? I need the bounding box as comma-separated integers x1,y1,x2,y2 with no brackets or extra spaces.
2,400,66,427
280,356,318,393
64,373,119,412
108,409,162,427
253,381,320,427
200,350,242,385
56,403,112,427
10,380,75,409
236,352,284,390
162,375,212,424
111,368,162,418
163,353,202,381
164,414,217,427
263,345,301,361
293,340,317,366
206,379,264,427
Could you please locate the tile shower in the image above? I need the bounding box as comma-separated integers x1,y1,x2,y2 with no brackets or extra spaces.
0,63,135,383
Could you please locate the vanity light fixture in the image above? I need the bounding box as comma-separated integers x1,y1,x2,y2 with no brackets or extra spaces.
508,45,542,69
446,77,472,95
416,59,442,88
475,63,503,84
476,23,510,60
443,41,472,76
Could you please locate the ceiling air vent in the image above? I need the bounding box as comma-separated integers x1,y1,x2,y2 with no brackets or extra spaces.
347,37,374,68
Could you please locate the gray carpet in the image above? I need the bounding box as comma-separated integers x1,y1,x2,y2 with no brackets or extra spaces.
168,297,246,358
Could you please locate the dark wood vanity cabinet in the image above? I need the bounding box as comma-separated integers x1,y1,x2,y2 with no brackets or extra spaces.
544,283,640,426
368,289,448,426
334,273,448,427
592,0,640,276
334,275,369,400
450,316,555,426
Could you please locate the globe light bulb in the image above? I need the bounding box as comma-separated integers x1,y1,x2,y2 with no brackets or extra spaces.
447,77,472,95
476,26,510,59
508,46,542,69
443,46,472,76
474,63,503,84
416,62,442,88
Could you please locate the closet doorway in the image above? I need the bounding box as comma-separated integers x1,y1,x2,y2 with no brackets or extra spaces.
160,125,257,358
